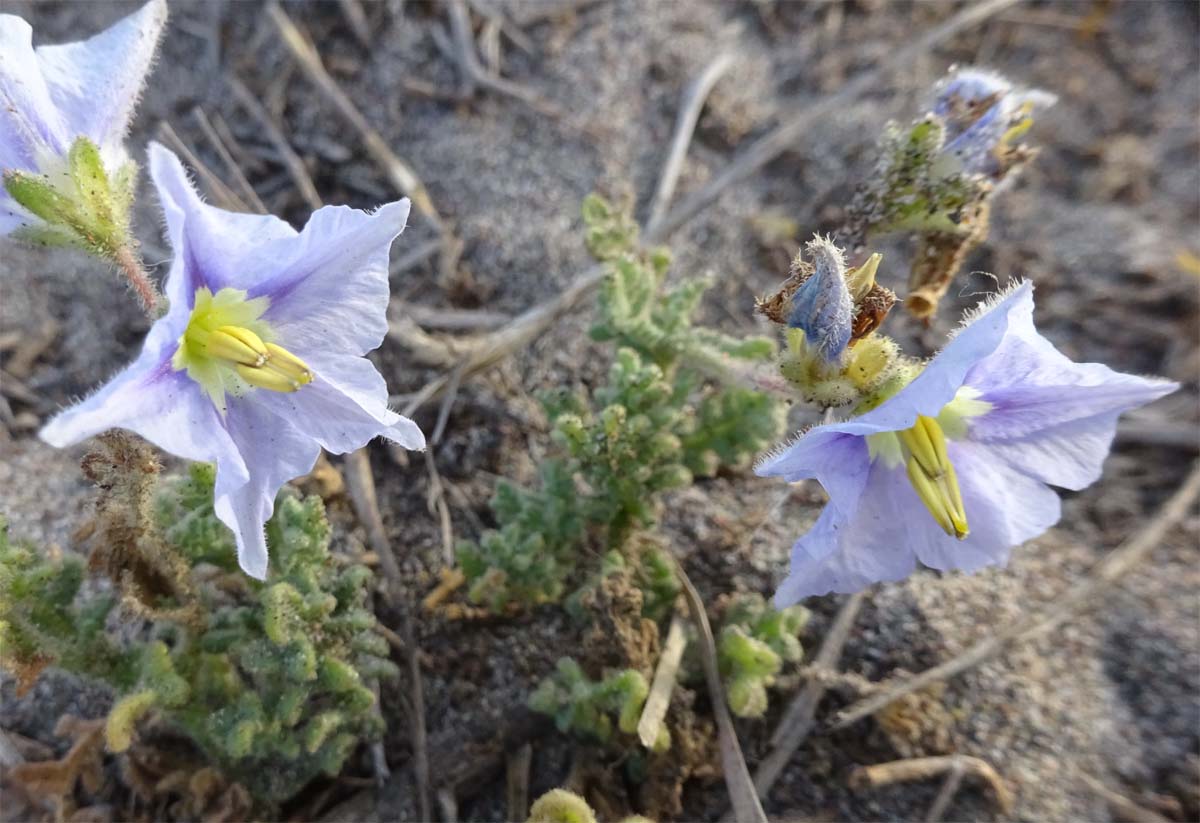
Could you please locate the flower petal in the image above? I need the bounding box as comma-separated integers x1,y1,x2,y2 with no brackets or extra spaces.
214,398,321,579
773,463,919,605
38,315,210,449
0,14,69,166
250,200,411,356
35,0,167,159
148,143,297,308
253,351,426,455
860,280,1035,430
913,440,1060,573
958,286,1177,489
755,429,872,519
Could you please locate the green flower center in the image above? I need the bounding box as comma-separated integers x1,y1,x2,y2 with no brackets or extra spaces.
172,287,312,413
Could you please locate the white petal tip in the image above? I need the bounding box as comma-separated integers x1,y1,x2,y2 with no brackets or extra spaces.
238,553,269,581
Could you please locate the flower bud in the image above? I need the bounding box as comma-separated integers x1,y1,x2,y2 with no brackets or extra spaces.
786,236,853,363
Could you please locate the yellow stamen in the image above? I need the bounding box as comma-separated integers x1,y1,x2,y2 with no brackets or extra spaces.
235,343,313,393
202,325,270,367
262,343,313,385
899,415,969,539
237,362,298,392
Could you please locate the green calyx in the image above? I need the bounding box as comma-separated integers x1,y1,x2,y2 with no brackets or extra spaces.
3,136,135,258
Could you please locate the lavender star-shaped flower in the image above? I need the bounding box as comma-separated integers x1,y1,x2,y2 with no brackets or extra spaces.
41,144,426,579
757,281,1177,606
0,0,166,237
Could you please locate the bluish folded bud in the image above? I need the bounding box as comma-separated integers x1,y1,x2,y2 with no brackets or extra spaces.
786,236,853,362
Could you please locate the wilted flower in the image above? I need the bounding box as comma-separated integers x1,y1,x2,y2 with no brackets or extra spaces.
0,0,166,253
41,144,426,579
757,281,1177,605
932,67,1056,180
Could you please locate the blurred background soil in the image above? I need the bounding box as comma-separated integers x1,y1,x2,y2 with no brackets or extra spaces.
1,1,1197,821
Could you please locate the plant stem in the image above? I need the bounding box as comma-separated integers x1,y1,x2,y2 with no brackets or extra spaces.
114,244,160,317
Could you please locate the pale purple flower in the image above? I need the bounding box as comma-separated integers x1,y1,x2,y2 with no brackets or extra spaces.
41,144,426,579
757,281,1177,606
932,68,1056,179
0,0,166,236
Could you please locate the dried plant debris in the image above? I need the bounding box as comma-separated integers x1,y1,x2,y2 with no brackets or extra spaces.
3,716,105,822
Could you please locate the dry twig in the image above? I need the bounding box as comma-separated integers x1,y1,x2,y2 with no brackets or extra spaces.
338,443,434,822
505,743,533,822
636,614,688,749
849,755,1013,816
645,52,735,235
752,590,866,797
444,0,564,119
1077,770,1173,823
393,302,512,332
156,121,246,211
190,106,268,214
227,74,324,211
424,448,455,565
924,759,966,823
266,1,443,228
830,461,1200,731
337,0,373,48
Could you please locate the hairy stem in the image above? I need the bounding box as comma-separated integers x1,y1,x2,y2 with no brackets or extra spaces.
114,244,160,316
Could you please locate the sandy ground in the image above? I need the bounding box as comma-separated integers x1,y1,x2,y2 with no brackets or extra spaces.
1,1,1198,821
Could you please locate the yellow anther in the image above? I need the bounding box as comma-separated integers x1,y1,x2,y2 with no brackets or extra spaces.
204,325,270,367
234,342,313,393
899,415,968,539
262,343,313,386
236,362,298,393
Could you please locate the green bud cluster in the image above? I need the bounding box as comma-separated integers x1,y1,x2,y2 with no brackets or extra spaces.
458,195,786,612
0,465,399,808
0,518,136,693
715,594,809,718
529,658,666,750
2,136,135,258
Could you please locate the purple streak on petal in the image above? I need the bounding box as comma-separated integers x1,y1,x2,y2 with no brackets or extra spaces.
254,351,425,455
864,280,1033,429
148,143,296,306
35,0,167,154
214,397,321,579
0,14,69,165
252,200,411,357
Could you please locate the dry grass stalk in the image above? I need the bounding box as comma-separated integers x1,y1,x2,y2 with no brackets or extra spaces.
677,561,767,823
849,755,1013,816
265,1,443,228
637,614,688,749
